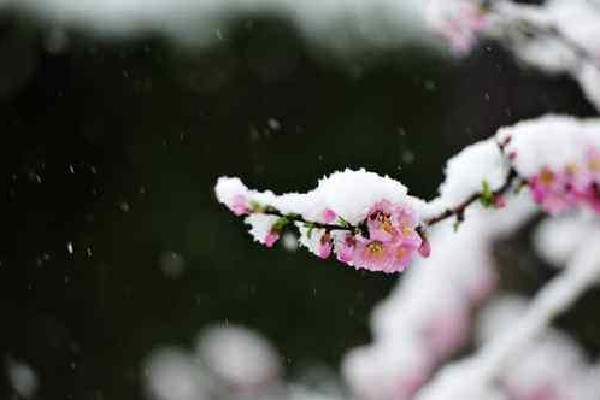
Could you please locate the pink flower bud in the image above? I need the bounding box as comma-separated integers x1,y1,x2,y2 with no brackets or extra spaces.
322,208,337,223
265,232,280,248
493,194,506,208
231,194,251,216
318,232,332,259
418,237,431,258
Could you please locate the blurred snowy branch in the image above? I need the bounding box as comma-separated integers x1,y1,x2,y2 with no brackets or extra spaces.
3,0,599,107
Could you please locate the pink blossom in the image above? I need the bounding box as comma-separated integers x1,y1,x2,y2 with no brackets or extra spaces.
322,208,337,223
352,200,424,272
353,238,398,273
393,245,418,271
418,236,431,258
265,231,280,248
398,208,421,249
336,235,356,264
231,194,251,216
318,232,332,259
493,194,507,208
353,239,418,273
366,200,402,244
529,167,578,213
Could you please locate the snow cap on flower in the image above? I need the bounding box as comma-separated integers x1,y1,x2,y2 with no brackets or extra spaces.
216,169,416,225
215,177,251,214
496,115,600,177
313,169,411,225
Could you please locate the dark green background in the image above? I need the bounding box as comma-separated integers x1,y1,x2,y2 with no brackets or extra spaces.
0,11,597,400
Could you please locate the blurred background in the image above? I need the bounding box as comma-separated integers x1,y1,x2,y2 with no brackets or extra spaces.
0,0,598,399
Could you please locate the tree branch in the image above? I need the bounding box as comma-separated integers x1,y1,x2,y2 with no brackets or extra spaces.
238,138,525,234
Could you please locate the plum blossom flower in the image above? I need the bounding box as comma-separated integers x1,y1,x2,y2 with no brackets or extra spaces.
217,173,431,273
352,200,423,272
525,149,600,215
335,234,356,264
353,238,398,273
529,167,578,214
397,207,422,249
367,200,402,244
318,232,333,259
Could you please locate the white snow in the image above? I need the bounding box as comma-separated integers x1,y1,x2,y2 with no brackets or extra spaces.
244,214,281,245
195,325,281,387
217,170,416,226
495,115,600,176
428,139,509,216
533,211,599,268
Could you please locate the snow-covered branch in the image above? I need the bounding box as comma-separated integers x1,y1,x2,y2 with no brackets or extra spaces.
415,227,600,400
215,115,600,273
426,0,600,110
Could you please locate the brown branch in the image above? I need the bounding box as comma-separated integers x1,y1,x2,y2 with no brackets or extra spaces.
423,167,519,226
256,208,358,233
424,136,520,226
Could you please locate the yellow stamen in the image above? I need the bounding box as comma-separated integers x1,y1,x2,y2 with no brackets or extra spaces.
539,169,554,185
366,241,385,258
381,219,396,235
565,164,578,174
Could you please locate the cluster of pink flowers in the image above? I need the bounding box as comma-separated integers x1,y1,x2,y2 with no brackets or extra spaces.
223,195,430,273
312,201,430,273
529,148,600,214
330,200,429,273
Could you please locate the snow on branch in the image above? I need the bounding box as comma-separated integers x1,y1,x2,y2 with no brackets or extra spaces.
215,115,600,273
424,0,600,110
415,228,600,400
